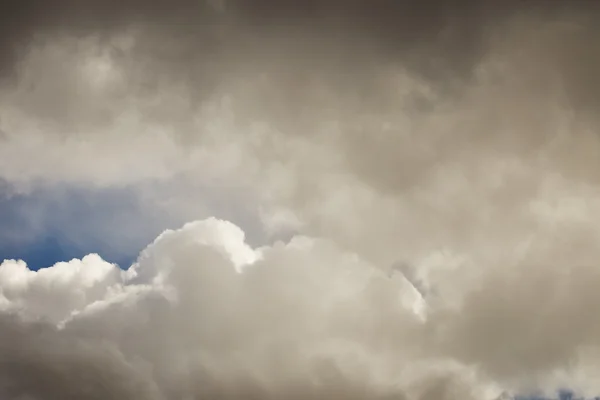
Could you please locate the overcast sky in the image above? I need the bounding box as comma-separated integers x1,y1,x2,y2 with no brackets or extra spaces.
2,1,600,399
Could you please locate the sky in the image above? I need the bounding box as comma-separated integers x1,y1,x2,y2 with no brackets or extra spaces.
0,182,158,269
2,0,600,399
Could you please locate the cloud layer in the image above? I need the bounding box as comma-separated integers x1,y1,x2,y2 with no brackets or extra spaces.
0,219,447,400
2,1,600,398
2,216,600,399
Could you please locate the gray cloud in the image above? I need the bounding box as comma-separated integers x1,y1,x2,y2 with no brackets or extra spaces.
2,215,600,399
0,219,484,400
2,1,600,398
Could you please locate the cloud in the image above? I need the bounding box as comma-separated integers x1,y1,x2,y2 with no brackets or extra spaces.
2,1,600,398
2,217,600,399
1,1,599,189
2,2,600,248
0,218,487,400
0,254,123,323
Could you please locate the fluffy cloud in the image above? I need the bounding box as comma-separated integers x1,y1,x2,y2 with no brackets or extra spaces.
2,1,600,398
0,254,123,323
0,218,468,400
2,216,600,399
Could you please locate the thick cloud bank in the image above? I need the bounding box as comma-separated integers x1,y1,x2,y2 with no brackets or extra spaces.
1,218,600,399
0,218,460,400
2,1,600,399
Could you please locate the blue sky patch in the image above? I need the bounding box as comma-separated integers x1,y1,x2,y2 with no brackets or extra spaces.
0,181,175,270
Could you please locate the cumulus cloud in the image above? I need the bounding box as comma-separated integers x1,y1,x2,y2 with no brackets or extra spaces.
2,1,600,398
0,254,123,323
1,216,600,399
0,218,475,400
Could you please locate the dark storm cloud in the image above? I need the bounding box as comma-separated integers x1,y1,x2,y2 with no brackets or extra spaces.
2,0,600,209
1,0,598,159
0,0,596,85
2,0,600,138
4,4,600,398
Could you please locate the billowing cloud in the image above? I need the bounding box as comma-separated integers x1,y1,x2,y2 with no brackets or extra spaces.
1,217,600,399
2,1,600,398
0,218,482,400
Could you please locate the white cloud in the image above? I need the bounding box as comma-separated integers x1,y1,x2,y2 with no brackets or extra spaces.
2,215,600,399
0,254,124,324
0,218,500,400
